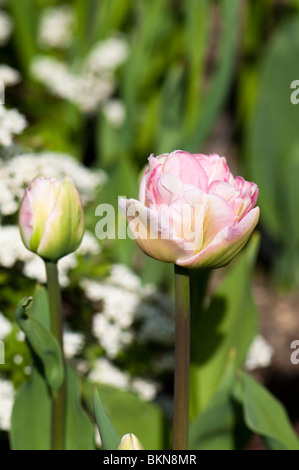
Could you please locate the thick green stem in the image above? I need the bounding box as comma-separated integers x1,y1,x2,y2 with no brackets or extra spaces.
45,262,65,451
173,264,191,450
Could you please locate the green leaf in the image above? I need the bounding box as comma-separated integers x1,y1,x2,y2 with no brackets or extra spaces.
64,365,95,450
190,233,260,416
94,387,120,450
238,371,299,450
15,296,64,392
10,367,51,450
189,361,250,450
245,18,299,260
186,0,240,151
86,383,166,450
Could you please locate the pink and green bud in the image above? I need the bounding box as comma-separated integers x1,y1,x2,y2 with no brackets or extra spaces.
117,433,144,450
19,176,85,262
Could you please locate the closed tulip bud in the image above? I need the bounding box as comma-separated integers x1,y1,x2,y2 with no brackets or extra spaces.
117,433,144,450
19,176,84,262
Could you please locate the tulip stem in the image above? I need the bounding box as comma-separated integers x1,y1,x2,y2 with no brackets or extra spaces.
45,261,65,451
173,264,190,450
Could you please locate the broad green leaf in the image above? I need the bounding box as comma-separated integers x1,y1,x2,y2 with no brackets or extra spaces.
246,18,299,250
7,0,38,76
189,361,250,450
190,233,260,417
10,367,51,450
85,383,166,450
65,365,95,450
15,297,64,392
186,0,240,151
94,388,120,450
238,371,299,450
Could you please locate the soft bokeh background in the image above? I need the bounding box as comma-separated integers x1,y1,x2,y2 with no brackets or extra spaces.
1,0,299,450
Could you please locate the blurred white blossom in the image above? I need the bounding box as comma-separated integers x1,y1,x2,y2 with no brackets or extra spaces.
81,264,174,359
85,36,128,74
0,379,14,430
102,99,126,128
0,104,27,147
88,358,159,401
0,10,13,46
38,5,75,50
0,65,21,87
63,331,85,358
0,151,106,215
245,335,274,371
0,312,12,339
31,35,128,114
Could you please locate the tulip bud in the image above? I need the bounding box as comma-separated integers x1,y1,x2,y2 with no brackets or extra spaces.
117,433,144,450
19,176,84,262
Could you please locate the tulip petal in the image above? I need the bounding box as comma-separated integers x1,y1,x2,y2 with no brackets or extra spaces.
19,188,34,248
119,197,193,263
176,207,260,268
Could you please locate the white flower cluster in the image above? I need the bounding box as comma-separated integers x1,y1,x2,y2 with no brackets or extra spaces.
0,151,106,215
0,226,101,287
63,330,85,359
0,104,27,147
81,264,175,360
0,10,13,46
38,5,75,50
0,311,12,339
89,358,159,401
245,335,274,371
0,378,14,430
0,65,21,87
31,35,128,114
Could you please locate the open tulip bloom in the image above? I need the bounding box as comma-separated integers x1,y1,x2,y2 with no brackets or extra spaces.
119,150,259,450
119,151,259,269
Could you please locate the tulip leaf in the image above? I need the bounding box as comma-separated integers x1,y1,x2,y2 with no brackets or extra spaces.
64,365,95,450
189,361,250,450
10,367,51,450
190,233,260,416
94,387,121,450
15,295,64,392
237,371,299,450
86,383,165,450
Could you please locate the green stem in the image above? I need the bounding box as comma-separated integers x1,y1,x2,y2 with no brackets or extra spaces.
45,262,65,451
173,264,191,450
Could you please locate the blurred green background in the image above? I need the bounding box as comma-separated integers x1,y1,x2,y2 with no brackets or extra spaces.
1,0,299,450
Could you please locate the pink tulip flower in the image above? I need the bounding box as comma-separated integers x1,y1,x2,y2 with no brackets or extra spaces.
119,151,259,268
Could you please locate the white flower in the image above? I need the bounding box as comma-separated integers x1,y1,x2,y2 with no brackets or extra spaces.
31,34,128,114
31,56,115,114
0,312,12,339
0,65,21,87
245,335,274,371
86,36,128,74
0,104,27,147
81,264,174,359
102,99,126,128
0,379,14,431
38,5,75,50
0,151,106,215
0,10,13,46
131,378,159,401
89,358,130,390
89,359,159,401
63,331,85,358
